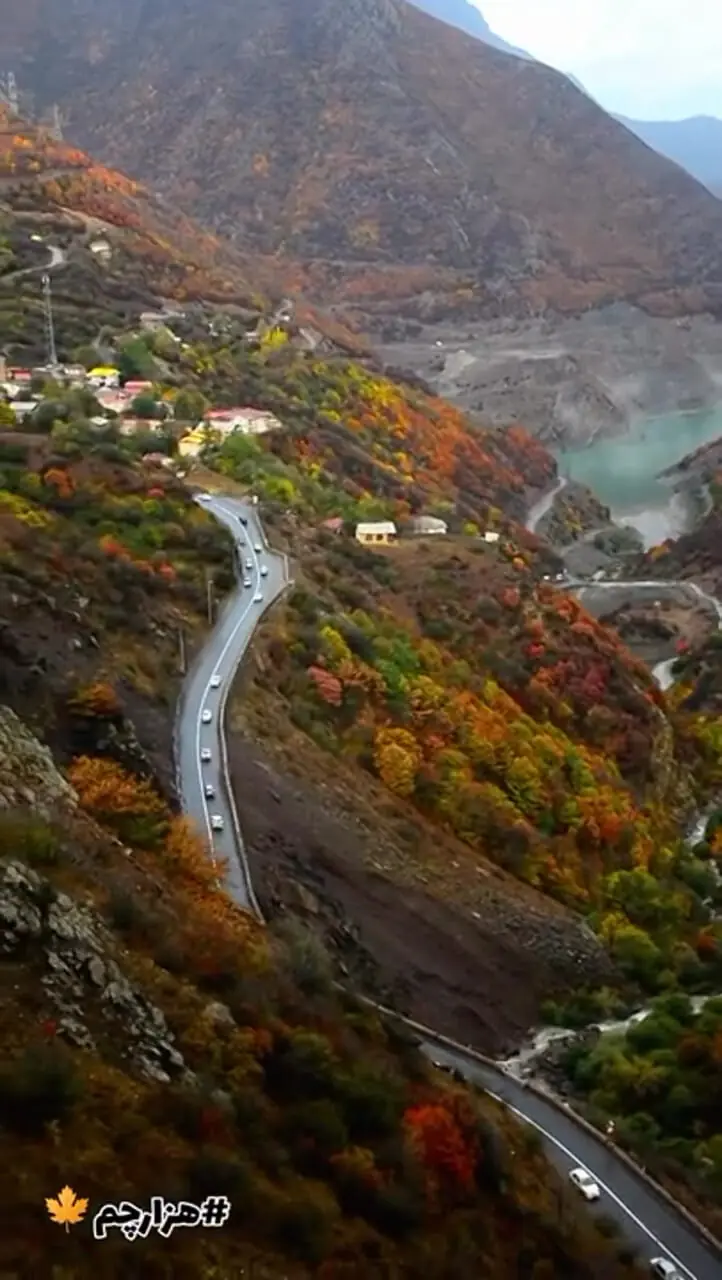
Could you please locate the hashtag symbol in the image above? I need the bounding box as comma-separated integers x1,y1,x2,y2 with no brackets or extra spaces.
198,1196,231,1228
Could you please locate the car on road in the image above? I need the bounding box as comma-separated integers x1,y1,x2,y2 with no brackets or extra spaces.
245,558,252,570
254,592,263,604
260,565,268,577
650,1261,684,1280
238,515,247,526
254,542,262,553
568,1168,600,1201
243,578,251,588
210,675,221,688
202,709,212,723
200,748,212,763
211,815,224,832
204,784,215,800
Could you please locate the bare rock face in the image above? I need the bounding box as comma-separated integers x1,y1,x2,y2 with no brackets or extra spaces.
0,705,77,817
0,857,189,1084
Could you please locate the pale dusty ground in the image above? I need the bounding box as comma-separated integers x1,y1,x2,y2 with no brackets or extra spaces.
380,303,722,445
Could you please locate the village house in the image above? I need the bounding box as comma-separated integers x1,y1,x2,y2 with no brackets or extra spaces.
355,520,397,546
89,237,112,262
8,399,40,421
483,531,501,544
1,367,33,396
411,515,448,536
320,516,344,534
123,380,155,396
204,407,282,436
178,425,215,459
61,364,87,386
88,366,120,388
95,388,134,413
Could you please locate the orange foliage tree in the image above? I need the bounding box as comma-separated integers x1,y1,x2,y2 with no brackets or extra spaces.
67,755,168,848
67,681,121,719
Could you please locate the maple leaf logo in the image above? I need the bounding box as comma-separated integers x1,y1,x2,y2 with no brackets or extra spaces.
46,1186,89,1232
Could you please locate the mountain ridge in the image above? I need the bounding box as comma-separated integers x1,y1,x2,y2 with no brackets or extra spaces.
4,0,722,326
409,0,722,194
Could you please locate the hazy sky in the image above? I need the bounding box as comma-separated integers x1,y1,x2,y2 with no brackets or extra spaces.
480,1,722,120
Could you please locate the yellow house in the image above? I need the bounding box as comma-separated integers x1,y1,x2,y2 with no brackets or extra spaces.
178,425,217,458
88,365,120,388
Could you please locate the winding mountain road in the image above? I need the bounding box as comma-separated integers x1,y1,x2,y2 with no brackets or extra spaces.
0,239,66,286
177,490,721,1280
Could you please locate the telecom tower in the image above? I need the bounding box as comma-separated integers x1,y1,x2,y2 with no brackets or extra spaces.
41,274,58,368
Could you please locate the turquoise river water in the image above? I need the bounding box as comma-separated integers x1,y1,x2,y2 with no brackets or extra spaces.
557,406,722,547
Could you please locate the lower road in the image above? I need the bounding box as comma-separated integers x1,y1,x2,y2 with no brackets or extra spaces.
178,492,720,1280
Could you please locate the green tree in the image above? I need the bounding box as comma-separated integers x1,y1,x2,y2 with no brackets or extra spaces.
174,388,208,421
71,343,101,369
131,393,159,419
118,337,157,381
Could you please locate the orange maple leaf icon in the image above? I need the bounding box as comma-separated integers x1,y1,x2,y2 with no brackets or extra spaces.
46,1185,89,1232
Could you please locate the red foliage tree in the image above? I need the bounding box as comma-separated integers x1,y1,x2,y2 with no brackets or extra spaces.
404,1103,476,1197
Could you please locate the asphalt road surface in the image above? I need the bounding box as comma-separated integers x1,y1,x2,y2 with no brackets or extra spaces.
181,493,720,1280
178,493,286,906
426,1042,718,1280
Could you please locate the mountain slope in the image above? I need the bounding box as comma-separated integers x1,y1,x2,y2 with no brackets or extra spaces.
614,114,722,197
0,106,269,305
410,1,722,195
4,0,722,324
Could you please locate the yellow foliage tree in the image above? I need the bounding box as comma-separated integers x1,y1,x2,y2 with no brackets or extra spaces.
373,728,421,797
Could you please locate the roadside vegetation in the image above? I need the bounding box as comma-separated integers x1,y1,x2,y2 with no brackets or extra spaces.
559,991,722,1236
0,753,644,1278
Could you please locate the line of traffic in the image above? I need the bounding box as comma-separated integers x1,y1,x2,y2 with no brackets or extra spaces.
180,493,718,1280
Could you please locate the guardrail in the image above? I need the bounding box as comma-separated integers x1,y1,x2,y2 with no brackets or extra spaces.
358,996,722,1258
196,498,722,1263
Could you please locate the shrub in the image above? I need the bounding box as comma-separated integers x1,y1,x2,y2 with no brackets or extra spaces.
0,1044,82,1135
0,811,61,866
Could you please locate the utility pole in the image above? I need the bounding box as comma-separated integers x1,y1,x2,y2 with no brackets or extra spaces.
1,72,19,115
41,273,58,368
50,104,63,141
206,573,214,625
178,625,186,675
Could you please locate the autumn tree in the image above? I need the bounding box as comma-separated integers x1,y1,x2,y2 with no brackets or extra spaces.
67,682,121,719
404,1103,476,1201
67,755,168,848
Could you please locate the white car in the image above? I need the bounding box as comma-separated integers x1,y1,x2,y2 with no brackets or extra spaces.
204,783,215,800
254,542,262,553
260,565,268,577
211,815,224,832
650,1262,684,1280
568,1168,600,1201
243,578,252,588
202,709,212,723
210,675,221,688
245,558,252,570
200,748,212,763
254,593,263,604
